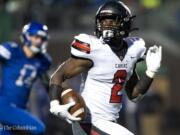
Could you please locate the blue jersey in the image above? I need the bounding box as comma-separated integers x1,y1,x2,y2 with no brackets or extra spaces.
0,42,51,108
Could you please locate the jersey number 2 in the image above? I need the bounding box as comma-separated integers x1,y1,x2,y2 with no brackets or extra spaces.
110,70,127,103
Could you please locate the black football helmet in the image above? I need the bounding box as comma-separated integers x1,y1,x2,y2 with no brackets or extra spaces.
95,1,136,42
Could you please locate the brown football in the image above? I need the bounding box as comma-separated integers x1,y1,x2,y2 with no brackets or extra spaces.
60,88,86,120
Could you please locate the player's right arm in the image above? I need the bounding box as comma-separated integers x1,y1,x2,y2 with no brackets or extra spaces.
50,33,93,101
49,57,92,100
49,34,93,123
49,57,92,123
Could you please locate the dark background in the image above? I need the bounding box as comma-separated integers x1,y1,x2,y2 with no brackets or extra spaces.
0,0,180,135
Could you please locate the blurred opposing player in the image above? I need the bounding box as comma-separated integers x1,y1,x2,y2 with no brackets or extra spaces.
0,22,51,135
49,1,162,135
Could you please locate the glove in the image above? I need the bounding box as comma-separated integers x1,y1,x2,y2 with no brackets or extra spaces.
50,100,81,124
146,45,162,78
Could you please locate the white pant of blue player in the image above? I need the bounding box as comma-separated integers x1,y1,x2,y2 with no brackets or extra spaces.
72,119,134,135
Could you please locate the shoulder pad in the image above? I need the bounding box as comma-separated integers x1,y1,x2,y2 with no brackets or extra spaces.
74,33,91,45
72,33,91,54
0,41,19,60
125,37,146,59
125,37,145,48
3,42,18,48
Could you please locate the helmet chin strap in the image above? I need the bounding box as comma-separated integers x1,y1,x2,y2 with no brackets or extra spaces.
29,42,47,54
102,30,125,51
41,42,47,53
29,45,40,54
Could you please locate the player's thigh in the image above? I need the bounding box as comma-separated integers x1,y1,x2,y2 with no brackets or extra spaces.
0,130,12,135
93,119,134,135
0,102,45,134
0,123,12,135
12,109,45,134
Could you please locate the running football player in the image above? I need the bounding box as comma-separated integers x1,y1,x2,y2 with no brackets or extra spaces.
0,22,51,135
49,1,162,135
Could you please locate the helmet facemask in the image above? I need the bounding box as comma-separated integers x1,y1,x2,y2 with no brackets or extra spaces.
28,35,48,54
97,14,130,42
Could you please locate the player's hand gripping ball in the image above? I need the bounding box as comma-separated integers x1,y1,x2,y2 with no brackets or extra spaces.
60,89,86,120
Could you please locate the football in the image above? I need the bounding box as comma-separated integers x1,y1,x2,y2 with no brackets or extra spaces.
61,88,86,120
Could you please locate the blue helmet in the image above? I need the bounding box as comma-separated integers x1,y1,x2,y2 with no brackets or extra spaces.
21,21,49,53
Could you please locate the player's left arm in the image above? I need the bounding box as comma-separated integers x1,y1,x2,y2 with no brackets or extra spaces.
39,53,52,92
125,45,162,102
40,72,50,91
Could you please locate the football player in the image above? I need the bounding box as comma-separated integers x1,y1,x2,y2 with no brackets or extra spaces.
0,22,51,135
49,1,162,135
